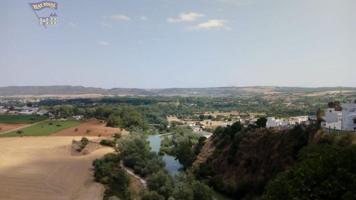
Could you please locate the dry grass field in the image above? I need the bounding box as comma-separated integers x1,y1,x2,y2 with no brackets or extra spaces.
52,119,128,137
0,136,113,200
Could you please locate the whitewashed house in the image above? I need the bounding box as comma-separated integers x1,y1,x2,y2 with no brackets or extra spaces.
267,117,288,128
267,116,309,128
341,103,356,131
37,109,49,116
289,116,309,125
322,108,342,130
72,115,84,120
267,117,278,128
322,102,356,131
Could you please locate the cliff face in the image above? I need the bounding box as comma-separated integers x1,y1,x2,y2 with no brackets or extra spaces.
194,125,319,199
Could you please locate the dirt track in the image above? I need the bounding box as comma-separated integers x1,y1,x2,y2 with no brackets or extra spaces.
0,137,112,200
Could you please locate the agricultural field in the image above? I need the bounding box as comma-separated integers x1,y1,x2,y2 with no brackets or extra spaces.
0,114,47,124
1,120,82,137
0,123,27,133
0,136,112,200
52,119,128,137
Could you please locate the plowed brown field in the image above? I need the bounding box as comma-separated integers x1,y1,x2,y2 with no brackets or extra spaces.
0,123,27,134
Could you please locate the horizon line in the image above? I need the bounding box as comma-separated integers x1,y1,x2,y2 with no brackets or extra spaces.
0,85,356,90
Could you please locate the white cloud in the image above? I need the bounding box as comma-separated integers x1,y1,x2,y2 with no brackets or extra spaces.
107,14,130,21
167,12,204,23
97,41,110,46
191,19,230,30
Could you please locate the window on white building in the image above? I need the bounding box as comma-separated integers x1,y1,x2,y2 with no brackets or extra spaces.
353,118,356,124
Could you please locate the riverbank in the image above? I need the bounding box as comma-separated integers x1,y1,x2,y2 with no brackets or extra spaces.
147,134,182,176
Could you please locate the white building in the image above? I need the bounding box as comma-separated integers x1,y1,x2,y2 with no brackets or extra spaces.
322,108,342,130
72,115,83,120
18,110,35,115
341,103,356,131
0,106,7,114
322,102,356,131
267,117,279,128
267,116,309,128
37,109,49,116
267,117,288,128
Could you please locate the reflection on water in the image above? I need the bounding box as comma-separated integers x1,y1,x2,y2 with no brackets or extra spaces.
147,135,182,176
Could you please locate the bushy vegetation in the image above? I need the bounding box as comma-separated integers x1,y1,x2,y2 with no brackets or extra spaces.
107,131,215,200
263,144,356,200
146,170,174,199
100,139,116,147
144,170,213,200
39,94,356,127
45,103,168,131
160,126,202,169
118,134,165,177
195,122,318,199
77,137,89,152
171,173,213,200
105,106,148,130
93,153,131,200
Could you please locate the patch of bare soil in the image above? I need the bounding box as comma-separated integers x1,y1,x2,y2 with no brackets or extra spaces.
52,119,128,137
129,175,144,200
0,123,27,134
0,136,113,200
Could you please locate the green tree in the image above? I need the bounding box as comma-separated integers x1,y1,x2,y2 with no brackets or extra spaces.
147,171,174,198
192,181,213,200
172,182,194,200
107,114,121,127
119,135,165,177
255,117,267,128
175,139,196,169
142,191,165,200
263,144,356,200
109,168,131,200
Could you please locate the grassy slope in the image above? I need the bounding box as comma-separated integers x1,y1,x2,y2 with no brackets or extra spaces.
1,120,81,137
0,115,47,124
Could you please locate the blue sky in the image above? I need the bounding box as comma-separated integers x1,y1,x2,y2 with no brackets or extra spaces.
0,0,355,88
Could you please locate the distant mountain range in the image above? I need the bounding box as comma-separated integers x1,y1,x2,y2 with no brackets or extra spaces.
0,86,355,97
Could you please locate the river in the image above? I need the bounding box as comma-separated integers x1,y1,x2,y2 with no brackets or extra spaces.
147,134,182,176
147,135,231,200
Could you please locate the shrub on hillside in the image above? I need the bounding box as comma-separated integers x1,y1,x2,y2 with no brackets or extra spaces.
262,144,356,200
93,153,131,200
147,170,174,199
100,139,116,147
142,191,165,200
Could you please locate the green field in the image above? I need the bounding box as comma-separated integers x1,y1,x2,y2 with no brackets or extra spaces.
0,115,47,124
1,120,82,137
